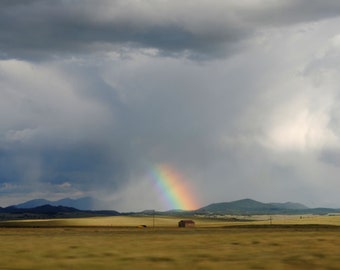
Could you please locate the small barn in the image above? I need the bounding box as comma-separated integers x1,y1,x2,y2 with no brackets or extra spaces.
178,220,195,228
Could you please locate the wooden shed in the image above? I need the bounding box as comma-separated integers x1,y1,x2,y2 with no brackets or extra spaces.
178,220,195,228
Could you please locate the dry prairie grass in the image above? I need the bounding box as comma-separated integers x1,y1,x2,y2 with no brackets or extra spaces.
0,215,340,228
1,216,340,269
2,214,340,228
0,215,227,228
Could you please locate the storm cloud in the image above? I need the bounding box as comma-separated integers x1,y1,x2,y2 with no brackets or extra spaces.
2,0,340,59
1,1,340,210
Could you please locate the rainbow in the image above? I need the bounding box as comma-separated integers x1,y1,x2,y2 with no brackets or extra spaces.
151,164,199,210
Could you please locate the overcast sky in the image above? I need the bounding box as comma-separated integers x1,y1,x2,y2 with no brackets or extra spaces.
2,0,340,211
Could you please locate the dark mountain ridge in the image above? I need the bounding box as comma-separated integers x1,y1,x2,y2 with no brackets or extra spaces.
197,198,338,215
199,198,307,211
4,198,340,218
0,204,120,221
12,197,108,211
4,204,81,214
270,202,308,210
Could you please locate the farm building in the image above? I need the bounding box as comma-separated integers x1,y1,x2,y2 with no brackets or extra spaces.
178,220,195,228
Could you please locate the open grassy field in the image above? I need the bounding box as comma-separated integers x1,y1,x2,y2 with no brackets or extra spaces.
1,216,340,269
2,213,340,227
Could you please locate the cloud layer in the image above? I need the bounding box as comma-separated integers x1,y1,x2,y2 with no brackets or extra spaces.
1,1,340,210
2,0,340,59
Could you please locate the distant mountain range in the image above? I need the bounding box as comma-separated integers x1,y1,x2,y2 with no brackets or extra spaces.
2,198,340,219
197,198,340,215
12,197,108,211
198,198,308,212
0,203,120,221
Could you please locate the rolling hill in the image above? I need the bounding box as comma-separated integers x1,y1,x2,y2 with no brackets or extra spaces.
5,198,340,217
197,198,314,214
13,197,108,211
0,204,120,221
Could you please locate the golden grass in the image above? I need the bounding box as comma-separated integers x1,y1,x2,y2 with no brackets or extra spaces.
0,215,228,228
2,214,340,228
1,226,340,270
1,215,340,269
0,215,183,228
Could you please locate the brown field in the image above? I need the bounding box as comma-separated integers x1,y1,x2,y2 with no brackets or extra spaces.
1,215,340,269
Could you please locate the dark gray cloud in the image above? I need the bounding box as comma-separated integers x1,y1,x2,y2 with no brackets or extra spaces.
1,0,340,60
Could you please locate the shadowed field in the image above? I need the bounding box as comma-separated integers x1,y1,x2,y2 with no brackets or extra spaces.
2,214,340,227
1,216,340,269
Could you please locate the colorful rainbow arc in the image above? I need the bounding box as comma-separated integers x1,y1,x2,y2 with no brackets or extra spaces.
151,164,199,210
